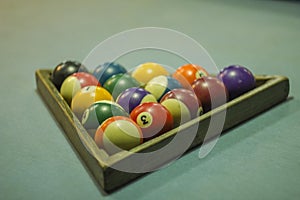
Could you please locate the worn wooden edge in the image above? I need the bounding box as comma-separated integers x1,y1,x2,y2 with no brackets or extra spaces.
35,69,290,192
35,70,108,189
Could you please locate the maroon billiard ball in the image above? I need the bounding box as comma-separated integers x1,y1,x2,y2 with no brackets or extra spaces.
130,102,173,141
160,88,203,119
192,76,228,113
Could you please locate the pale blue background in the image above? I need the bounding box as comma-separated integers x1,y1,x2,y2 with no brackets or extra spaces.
1,0,299,199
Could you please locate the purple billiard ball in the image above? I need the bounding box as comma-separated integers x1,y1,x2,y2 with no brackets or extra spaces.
116,87,157,113
217,65,256,100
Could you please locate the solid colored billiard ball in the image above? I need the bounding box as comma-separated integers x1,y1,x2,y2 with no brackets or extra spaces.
160,88,203,119
82,100,129,131
173,64,209,89
192,76,228,113
116,87,157,113
217,65,256,100
51,60,88,90
93,62,127,85
94,116,143,155
60,72,100,105
130,102,173,141
71,86,113,119
131,62,170,84
103,73,140,99
144,75,182,101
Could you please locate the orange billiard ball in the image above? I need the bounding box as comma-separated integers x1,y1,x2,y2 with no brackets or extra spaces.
173,64,209,89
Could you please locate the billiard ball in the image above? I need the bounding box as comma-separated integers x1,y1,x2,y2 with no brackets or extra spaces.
51,60,88,90
94,116,143,155
103,73,140,99
144,75,182,101
82,100,129,131
71,86,113,119
60,72,100,105
160,99,191,128
116,87,157,113
131,62,170,84
130,102,173,141
217,65,256,100
173,64,209,89
192,76,228,113
160,88,203,119
93,62,127,85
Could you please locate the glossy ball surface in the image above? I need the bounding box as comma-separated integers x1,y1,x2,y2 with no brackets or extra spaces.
217,65,256,100
131,62,170,84
71,86,113,119
60,72,100,105
130,102,173,141
160,99,191,128
94,116,143,155
93,62,127,85
160,88,203,119
192,76,228,113
103,73,140,99
116,87,157,113
51,60,88,90
173,64,209,89
144,75,182,101
82,100,129,130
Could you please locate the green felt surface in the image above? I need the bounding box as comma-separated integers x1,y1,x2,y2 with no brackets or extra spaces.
1,0,300,199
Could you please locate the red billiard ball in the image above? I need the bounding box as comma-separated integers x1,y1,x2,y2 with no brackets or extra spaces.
192,76,228,113
173,64,209,89
60,72,100,105
51,60,88,90
130,102,173,141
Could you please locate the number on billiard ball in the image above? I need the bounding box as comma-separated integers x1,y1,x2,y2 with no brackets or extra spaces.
130,102,173,141
71,86,113,120
173,64,209,89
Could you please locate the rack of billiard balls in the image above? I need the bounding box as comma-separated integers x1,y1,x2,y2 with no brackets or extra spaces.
50,61,256,155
